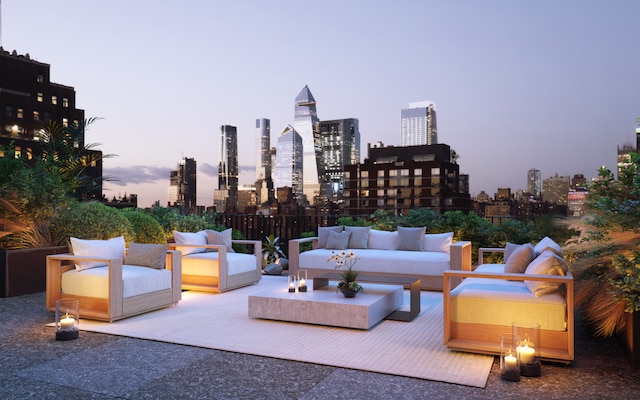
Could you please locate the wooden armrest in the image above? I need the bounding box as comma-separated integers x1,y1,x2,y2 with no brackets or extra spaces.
477,247,506,265
450,241,472,271
444,269,573,283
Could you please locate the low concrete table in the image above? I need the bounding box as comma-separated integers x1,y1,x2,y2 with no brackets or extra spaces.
248,282,403,330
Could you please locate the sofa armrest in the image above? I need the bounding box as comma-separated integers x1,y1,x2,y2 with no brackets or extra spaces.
288,237,318,276
232,239,262,272
450,241,472,271
477,247,505,265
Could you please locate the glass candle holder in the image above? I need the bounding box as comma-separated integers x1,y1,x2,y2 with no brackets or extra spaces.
288,274,296,292
513,322,541,377
298,270,308,292
500,334,520,382
55,298,79,341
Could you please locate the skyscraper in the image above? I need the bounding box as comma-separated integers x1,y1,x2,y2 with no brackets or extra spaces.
401,101,438,146
292,85,322,204
317,118,360,200
218,125,238,211
527,168,542,199
168,157,196,213
274,125,303,204
255,118,273,204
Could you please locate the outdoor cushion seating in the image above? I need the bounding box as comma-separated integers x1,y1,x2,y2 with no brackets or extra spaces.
169,229,262,293
443,237,574,362
289,226,472,291
46,237,182,322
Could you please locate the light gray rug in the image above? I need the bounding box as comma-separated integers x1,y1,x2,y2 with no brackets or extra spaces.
76,275,493,388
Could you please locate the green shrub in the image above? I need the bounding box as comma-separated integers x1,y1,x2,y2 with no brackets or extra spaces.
53,201,133,242
120,209,166,244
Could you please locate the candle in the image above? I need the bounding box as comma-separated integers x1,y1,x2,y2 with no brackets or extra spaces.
298,278,307,292
504,354,518,369
288,281,295,292
517,344,535,364
59,314,75,331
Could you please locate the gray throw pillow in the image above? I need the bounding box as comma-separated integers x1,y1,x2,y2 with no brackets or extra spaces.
317,226,343,248
396,226,426,251
325,230,351,250
125,243,169,269
345,226,371,249
504,244,535,274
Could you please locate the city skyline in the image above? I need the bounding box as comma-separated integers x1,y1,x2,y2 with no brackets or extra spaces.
3,1,639,208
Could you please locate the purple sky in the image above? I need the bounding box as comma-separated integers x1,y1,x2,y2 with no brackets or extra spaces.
3,1,639,207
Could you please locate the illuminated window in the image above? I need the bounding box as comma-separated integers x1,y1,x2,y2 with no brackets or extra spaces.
33,111,40,121
414,168,422,176
17,109,23,119
377,170,385,177
37,93,43,102
62,118,69,127
361,170,368,178
52,96,58,105
62,98,69,107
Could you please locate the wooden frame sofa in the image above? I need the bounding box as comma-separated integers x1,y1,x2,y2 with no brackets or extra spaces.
443,239,574,363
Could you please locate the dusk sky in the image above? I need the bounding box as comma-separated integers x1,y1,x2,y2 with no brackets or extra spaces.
3,1,639,208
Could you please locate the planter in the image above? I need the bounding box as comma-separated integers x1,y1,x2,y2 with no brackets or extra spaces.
618,311,640,369
340,286,362,298
1,246,68,297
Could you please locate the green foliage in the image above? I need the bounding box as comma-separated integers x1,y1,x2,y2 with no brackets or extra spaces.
120,209,166,244
337,216,371,227
53,201,134,242
369,209,397,231
262,234,285,265
299,231,316,253
608,250,640,313
145,205,225,239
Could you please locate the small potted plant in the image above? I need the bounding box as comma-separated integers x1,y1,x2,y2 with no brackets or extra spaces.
262,234,286,275
328,250,362,297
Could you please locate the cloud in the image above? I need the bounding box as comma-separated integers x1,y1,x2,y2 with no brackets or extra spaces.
103,166,172,186
200,163,255,178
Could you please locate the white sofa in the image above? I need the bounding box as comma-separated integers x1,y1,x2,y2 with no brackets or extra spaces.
443,237,574,363
170,229,262,293
289,226,471,291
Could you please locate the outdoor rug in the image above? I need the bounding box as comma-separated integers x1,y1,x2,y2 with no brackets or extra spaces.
75,275,494,388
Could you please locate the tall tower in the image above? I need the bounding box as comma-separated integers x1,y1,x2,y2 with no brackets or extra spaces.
317,118,360,200
527,168,541,199
401,101,437,146
274,125,303,204
293,85,322,204
255,118,273,203
168,157,196,213
219,125,238,211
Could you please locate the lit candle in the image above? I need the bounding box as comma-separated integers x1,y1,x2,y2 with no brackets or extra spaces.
59,314,75,331
504,354,518,370
288,281,295,292
298,278,307,292
517,344,535,364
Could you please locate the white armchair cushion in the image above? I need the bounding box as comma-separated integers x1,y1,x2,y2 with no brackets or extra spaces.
70,236,126,271
61,265,172,299
173,230,207,255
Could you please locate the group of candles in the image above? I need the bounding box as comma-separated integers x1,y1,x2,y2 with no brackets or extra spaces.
288,271,308,293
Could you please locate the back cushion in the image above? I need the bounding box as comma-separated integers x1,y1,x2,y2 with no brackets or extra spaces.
317,226,343,248
503,243,535,274
367,229,398,250
205,228,235,253
325,230,351,250
345,226,371,249
534,236,564,257
524,250,569,297
70,236,126,271
125,243,169,269
173,230,207,255
396,227,426,251
423,232,454,253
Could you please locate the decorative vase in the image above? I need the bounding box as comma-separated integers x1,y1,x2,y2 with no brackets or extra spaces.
340,286,361,298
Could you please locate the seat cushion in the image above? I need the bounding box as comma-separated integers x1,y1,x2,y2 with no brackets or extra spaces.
61,265,172,299
181,252,256,277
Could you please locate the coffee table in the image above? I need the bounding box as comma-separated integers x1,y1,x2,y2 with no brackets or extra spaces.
312,273,421,322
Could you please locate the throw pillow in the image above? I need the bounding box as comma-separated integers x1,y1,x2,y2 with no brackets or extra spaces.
205,228,235,253
367,229,398,250
396,226,426,251
503,242,522,263
345,226,371,249
325,230,351,250
504,243,535,274
70,236,126,271
423,232,454,253
173,230,207,255
533,236,564,257
125,243,169,269
317,226,343,248
524,250,569,297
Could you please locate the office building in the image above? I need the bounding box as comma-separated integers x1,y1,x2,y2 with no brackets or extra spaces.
292,85,322,204
255,118,274,204
317,118,360,201
401,101,438,146
543,173,570,205
527,169,542,199
0,48,102,200
273,125,303,204
168,157,197,213
218,125,239,211
343,143,471,215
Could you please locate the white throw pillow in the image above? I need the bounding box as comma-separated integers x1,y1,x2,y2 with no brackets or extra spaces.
367,229,398,250
345,226,371,249
205,228,235,253
533,236,564,257
423,232,453,253
396,227,426,251
173,230,207,255
524,250,569,297
317,226,343,248
70,236,126,271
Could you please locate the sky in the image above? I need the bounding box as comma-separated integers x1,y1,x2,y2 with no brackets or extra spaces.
3,1,639,208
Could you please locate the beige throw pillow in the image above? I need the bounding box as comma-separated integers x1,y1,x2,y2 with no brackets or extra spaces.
524,250,569,297
125,243,169,269
205,228,235,253
503,243,535,274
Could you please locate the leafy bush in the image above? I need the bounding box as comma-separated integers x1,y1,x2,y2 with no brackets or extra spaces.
120,209,166,244
53,201,133,242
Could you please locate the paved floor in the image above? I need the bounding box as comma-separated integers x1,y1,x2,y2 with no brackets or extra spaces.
1,291,639,400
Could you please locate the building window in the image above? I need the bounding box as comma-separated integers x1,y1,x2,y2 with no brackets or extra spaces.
414,177,422,186
37,75,44,83
361,170,368,178
377,170,385,177
62,98,69,107
33,111,40,121
17,109,23,119
37,93,43,102
52,96,58,105
414,168,422,176
4,106,12,117
431,167,440,176
62,118,69,127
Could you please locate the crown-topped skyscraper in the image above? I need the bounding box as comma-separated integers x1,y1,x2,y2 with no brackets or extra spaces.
293,85,322,204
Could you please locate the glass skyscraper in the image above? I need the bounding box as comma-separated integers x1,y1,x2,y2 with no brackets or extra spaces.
527,168,542,199
293,85,322,204
274,125,303,204
219,125,238,210
317,118,360,200
401,101,438,146
255,118,273,203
